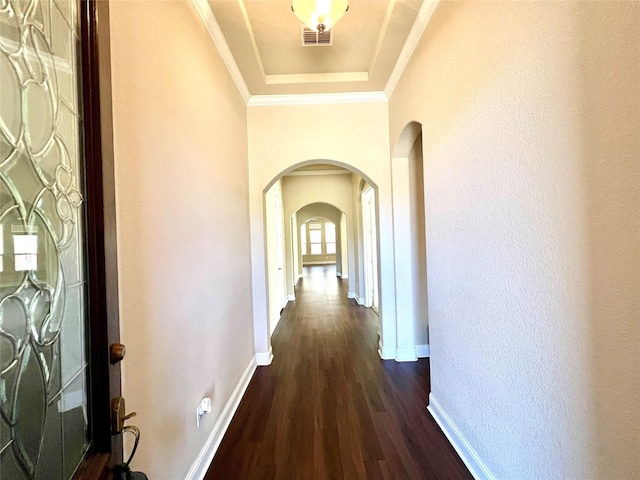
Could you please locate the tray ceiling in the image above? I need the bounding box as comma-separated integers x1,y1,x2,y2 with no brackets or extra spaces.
200,0,432,97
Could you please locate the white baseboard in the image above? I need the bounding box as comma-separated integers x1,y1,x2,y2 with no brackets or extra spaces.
347,291,356,299
378,341,395,360
356,296,365,305
415,344,430,357
395,348,418,362
255,347,273,366
185,358,256,480
287,294,295,301
427,395,495,480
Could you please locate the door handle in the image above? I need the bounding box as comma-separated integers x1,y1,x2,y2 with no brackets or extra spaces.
111,397,137,434
111,396,145,475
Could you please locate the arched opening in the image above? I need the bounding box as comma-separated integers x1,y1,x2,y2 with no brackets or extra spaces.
259,160,386,364
391,121,429,361
294,202,345,278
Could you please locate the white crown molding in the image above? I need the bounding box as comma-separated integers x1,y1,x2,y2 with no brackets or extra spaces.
384,0,440,99
185,357,256,480
190,0,251,103
266,71,369,85
368,0,396,77
237,0,267,82
427,395,496,480
248,91,388,107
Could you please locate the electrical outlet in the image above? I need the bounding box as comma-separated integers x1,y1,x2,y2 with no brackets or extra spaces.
196,397,212,427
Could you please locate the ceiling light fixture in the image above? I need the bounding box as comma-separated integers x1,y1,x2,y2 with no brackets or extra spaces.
291,0,348,33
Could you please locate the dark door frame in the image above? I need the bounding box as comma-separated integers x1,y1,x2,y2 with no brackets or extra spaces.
74,0,122,477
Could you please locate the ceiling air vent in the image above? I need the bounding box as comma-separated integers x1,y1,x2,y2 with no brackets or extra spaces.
301,26,333,47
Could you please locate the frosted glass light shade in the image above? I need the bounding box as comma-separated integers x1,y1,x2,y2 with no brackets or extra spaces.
292,0,348,32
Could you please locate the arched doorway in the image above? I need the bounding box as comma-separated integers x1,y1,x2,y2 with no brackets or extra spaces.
294,203,346,284
257,160,391,364
391,122,429,361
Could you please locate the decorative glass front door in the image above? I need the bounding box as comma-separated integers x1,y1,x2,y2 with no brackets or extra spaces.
1,0,90,477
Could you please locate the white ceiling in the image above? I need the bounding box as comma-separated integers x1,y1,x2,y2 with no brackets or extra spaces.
195,0,438,99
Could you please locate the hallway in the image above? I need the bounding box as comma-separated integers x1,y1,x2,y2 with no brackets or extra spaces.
205,266,472,479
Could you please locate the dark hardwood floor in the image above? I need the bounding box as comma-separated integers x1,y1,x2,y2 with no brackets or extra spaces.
205,265,472,480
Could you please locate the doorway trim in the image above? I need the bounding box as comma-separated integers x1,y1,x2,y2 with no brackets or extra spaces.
390,121,429,362
77,0,123,474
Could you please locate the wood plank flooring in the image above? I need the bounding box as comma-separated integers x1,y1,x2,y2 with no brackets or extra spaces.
205,265,472,480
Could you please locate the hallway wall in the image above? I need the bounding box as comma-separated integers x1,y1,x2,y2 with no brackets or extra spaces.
388,2,639,478
108,1,254,477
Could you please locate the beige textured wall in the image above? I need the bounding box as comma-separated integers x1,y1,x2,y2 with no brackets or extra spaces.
389,2,639,478
109,1,253,477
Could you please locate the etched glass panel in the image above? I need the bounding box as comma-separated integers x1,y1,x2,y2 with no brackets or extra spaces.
1,0,89,478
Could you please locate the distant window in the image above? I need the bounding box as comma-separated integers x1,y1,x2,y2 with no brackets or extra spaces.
309,229,321,243
309,228,322,255
301,218,337,257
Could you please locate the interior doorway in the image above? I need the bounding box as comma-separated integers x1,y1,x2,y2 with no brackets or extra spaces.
265,181,287,336
275,191,286,310
257,161,384,365
391,122,429,360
